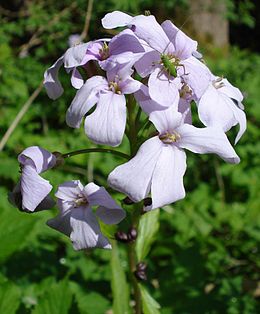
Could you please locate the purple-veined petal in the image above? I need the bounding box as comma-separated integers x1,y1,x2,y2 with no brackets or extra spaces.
161,20,197,59
102,11,133,29
102,51,144,72
43,56,64,100
134,84,165,114
151,145,186,209
108,137,163,202
63,42,90,69
178,98,192,124
177,124,240,164
84,182,125,224
70,206,111,250
20,164,53,211
233,104,247,144
47,200,72,237
55,180,84,202
120,77,141,94
198,84,237,132
18,146,56,173
131,15,170,53
148,67,180,107
109,29,144,55
9,182,54,212
134,50,160,78
66,76,107,128
180,56,211,100
71,68,84,89
149,105,182,133
219,78,244,102
84,92,126,147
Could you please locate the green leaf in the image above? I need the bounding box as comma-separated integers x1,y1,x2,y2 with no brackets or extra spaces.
32,279,72,314
70,281,110,314
140,285,160,314
0,275,21,314
0,189,38,264
136,209,160,261
111,240,130,314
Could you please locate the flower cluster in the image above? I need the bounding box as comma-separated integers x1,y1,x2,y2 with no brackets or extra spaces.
10,11,246,250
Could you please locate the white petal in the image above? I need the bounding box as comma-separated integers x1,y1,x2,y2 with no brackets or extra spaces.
43,56,64,100
220,78,244,102
180,57,211,100
55,180,84,202
233,104,247,144
84,92,126,147
148,67,180,107
18,146,56,173
131,15,170,53
134,50,160,77
70,206,111,250
102,11,133,29
134,84,165,114
149,106,182,133
161,20,197,59
198,84,237,132
177,124,240,164
108,137,163,202
63,43,90,69
21,165,53,211
47,202,72,237
71,68,84,89
151,145,186,209
66,76,107,128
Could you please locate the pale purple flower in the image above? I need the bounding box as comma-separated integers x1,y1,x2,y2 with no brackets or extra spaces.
66,63,141,146
9,146,56,212
102,11,211,106
197,76,246,144
44,42,91,99
108,106,240,209
82,29,144,71
47,180,125,250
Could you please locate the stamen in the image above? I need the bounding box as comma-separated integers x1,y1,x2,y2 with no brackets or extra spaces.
109,81,122,94
99,42,109,60
159,131,181,144
74,194,88,207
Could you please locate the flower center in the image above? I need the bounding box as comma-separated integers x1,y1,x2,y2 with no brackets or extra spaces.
99,42,110,60
74,194,88,208
159,131,181,144
109,79,122,94
179,84,192,99
213,77,225,89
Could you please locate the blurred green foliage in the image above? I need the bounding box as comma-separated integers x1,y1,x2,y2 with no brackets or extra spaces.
0,0,259,313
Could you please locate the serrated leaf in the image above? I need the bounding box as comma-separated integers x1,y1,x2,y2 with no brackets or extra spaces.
140,285,160,314
0,275,21,314
32,279,72,314
111,240,130,314
136,209,160,261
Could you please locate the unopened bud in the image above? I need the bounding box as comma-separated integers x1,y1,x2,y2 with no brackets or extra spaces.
134,270,147,281
123,196,134,205
127,227,138,242
136,262,147,271
115,231,128,243
143,197,152,207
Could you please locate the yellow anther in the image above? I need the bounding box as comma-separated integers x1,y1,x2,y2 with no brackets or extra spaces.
159,131,181,144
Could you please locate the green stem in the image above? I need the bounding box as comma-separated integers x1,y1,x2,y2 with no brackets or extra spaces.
126,95,143,313
128,242,142,314
62,148,129,160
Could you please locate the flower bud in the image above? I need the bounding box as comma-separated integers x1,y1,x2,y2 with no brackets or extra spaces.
123,196,134,205
115,231,128,243
127,227,138,242
136,262,147,271
134,270,147,281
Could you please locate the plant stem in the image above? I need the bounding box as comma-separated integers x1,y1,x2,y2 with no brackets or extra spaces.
127,242,142,314
62,148,129,160
126,96,142,313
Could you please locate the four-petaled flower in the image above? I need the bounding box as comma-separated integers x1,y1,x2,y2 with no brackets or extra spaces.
47,180,125,250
